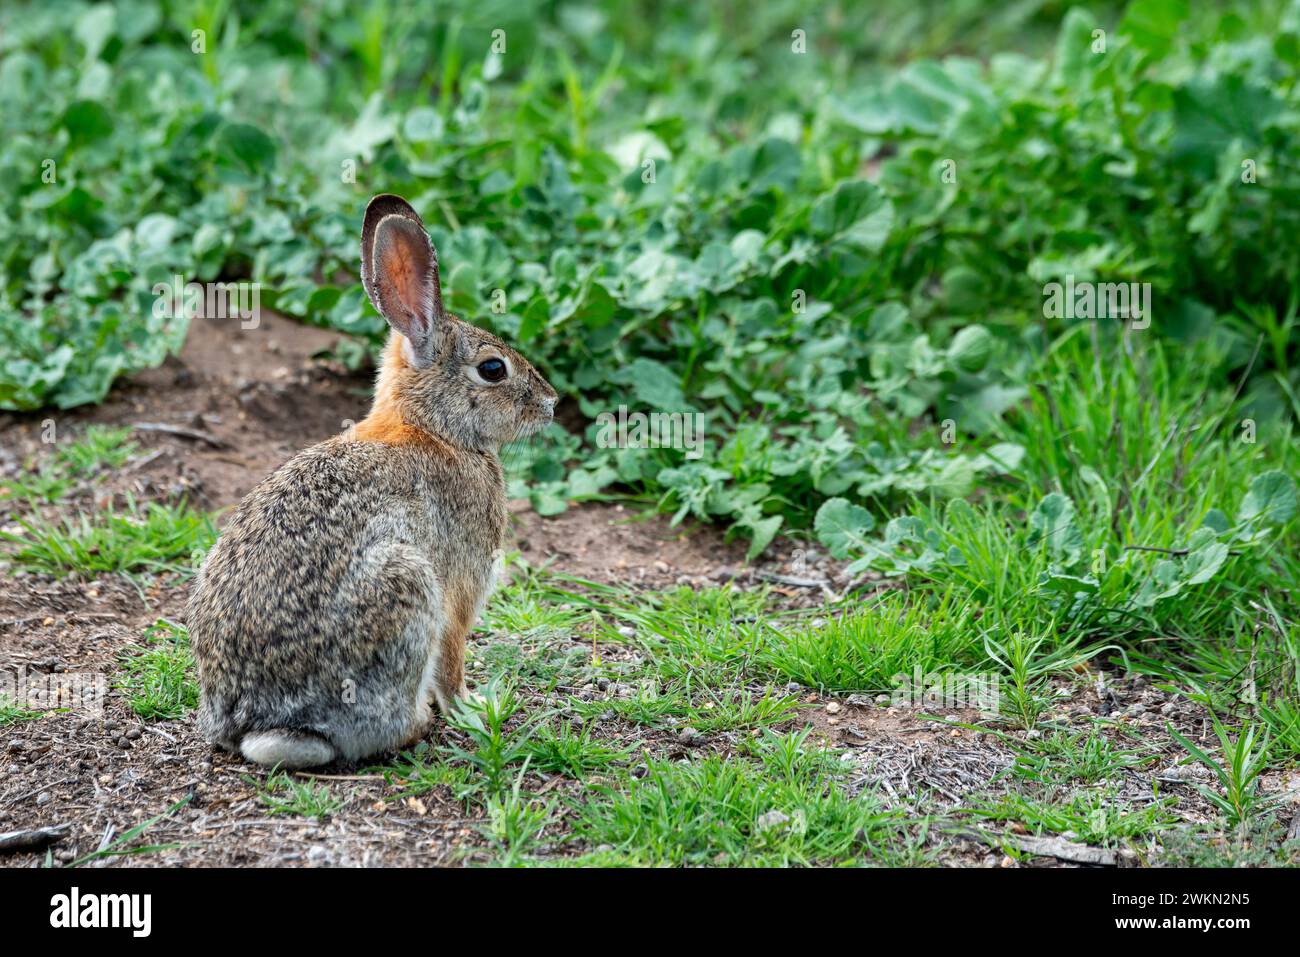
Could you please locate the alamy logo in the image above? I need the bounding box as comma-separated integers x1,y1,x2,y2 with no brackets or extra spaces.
594,405,705,460
152,274,261,329
49,887,152,937
892,665,1001,717
1042,275,1151,329
1,667,105,715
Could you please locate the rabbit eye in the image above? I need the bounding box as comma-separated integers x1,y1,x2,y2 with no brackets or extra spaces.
477,358,507,383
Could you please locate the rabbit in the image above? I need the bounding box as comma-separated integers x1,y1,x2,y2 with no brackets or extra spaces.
187,194,558,769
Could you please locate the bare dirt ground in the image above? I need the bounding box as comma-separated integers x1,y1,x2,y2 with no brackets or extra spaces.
1,316,1294,867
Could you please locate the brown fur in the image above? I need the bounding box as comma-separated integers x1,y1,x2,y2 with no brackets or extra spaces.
438,581,484,703
354,338,452,451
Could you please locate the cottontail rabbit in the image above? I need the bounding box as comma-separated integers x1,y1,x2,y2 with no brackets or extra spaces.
188,194,557,769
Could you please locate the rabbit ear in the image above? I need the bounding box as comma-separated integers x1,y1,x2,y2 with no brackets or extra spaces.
360,194,446,367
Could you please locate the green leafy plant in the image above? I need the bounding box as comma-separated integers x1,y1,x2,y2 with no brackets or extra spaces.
441,680,548,796
1167,717,1276,834
9,1,1297,555
480,767,557,866
255,772,347,820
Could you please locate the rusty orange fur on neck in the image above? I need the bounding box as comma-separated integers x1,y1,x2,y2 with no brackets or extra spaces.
353,335,450,452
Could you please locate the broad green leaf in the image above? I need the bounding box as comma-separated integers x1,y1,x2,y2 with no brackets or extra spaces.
946,324,992,372
1053,7,1098,87
403,107,445,142
1028,493,1084,566
1237,470,1297,527
61,100,113,146
1182,528,1229,586
814,497,876,559
810,180,894,253
215,122,278,177
611,358,688,411
1171,76,1281,175
1121,0,1190,58
744,515,783,560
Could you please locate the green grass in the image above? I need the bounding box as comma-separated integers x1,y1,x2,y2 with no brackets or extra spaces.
1,425,138,503
441,563,1300,864
473,632,594,690
116,620,199,721
481,776,558,866
568,681,799,733
482,581,592,641
757,594,986,693
833,333,1299,741
1158,820,1300,867
255,772,347,820
0,695,44,726
1,497,215,579
523,720,630,778
378,748,479,803
1009,728,1157,787
967,790,1179,848
81,562,1293,866
570,729,925,866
